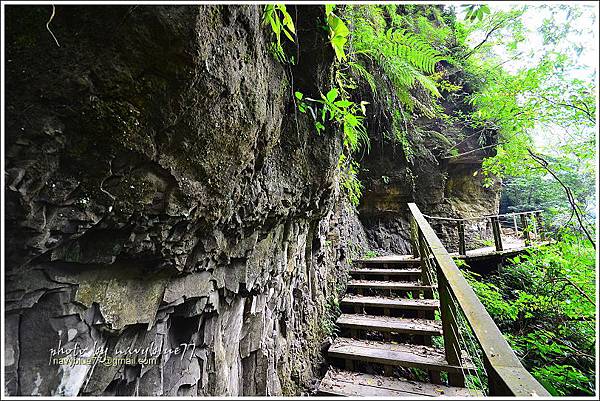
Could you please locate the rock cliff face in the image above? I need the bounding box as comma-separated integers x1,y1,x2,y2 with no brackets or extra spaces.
4,4,498,397
357,69,501,254
358,141,500,255
4,5,368,396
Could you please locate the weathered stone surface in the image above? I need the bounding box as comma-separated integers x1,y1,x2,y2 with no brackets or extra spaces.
358,81,501,255
4,4,368,396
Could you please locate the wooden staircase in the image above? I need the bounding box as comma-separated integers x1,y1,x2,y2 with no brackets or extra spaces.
318,255,481,397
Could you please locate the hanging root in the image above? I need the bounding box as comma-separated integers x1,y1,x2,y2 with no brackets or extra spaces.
46,5,60,47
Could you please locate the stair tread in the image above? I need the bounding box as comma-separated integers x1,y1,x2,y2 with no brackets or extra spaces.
328,338,476,374
355,256,420,265
348,280,435,290
342,295,439,310
350,268,421,275
319,368,482,397
336,314,442,335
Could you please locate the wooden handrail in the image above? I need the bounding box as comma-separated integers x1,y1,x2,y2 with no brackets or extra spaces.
425,209,544,255
408,203,550,397
424,210,543,222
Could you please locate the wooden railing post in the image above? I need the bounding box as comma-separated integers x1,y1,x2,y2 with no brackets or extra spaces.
418,231,433,300
438,271,465,387
491,216,503,252
410,216,420,258
484,358,512,396
534,211,544,240
520,214,531,246
418,230,435,323
457,220,466,256
531,212,538,239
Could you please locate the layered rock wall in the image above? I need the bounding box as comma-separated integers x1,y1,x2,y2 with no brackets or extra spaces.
4,5,368,396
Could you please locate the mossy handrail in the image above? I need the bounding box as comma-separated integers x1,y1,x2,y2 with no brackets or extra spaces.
408,202,550,397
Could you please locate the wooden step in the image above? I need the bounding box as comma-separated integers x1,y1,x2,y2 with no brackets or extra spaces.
336,314,442,336
349,268,421,276
328,338,476,375
342,295,439,311
347,280,435,291
355,255,420,266
319,368,482,397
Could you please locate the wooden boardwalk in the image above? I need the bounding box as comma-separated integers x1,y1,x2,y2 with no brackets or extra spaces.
317,204,549,397
450,238,551,261
354,236,549,263
318,256,482,397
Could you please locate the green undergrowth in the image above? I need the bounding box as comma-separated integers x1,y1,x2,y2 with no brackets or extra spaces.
461,232,596,395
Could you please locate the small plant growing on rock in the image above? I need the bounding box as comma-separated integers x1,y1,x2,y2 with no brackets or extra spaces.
262,4,296,63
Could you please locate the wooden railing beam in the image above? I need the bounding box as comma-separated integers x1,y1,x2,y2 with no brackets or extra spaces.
407,203,550,397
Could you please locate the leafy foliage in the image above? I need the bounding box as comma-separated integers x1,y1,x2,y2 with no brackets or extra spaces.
296,85,368,206
262,4,296,63
463,5,491,22
338,154,364,206
301,87,369,151
293,6,373,206
325,5,350,61
346,5,445,118
464,232,596,395
322,294,341,337
452,4,596,244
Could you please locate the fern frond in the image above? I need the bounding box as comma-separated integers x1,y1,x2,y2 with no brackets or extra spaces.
415,74,441,97
348,61,378,95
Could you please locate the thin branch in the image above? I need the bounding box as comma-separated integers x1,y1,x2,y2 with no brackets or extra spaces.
491,52,524,69
562,276,596,306
46,5,60,47
444,129,487,153
538,94,596,125
462,20,504,60
443,142,505,160
527,148,596,249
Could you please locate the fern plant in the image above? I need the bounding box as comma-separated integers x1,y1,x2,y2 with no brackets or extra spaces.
338,154,364,206
342,4,448,160
348,6,445,114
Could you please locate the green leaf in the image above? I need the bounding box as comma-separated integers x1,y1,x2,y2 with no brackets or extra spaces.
294,91,303,100
282,27,295,43
281,8,295,33
334,100,353,108
315,121,325,134
325,4,335,16
345,114,359,127
326,88,339,103
327,15,349,38
331,35,347,60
